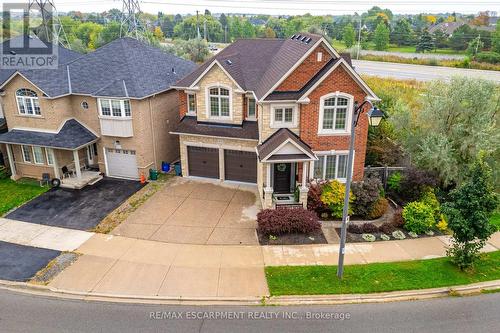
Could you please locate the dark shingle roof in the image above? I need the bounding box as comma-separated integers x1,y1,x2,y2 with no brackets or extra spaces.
1,36,196,99
173,116,259,140
176,33,324,100
256,128,315,160
0,119,97,149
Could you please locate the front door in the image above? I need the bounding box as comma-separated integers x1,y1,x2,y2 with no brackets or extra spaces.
273,163,292,194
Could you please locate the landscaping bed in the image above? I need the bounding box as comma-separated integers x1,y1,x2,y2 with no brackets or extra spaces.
265,250,500,295
257,229,328,246
334,227,443,243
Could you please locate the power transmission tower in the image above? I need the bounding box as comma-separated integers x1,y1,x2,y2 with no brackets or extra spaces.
28,0,70,48
120,0,143,40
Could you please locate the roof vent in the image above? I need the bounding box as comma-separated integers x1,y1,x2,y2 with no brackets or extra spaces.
226,59,232,65
301,36,307,42
296,34,302,40
305,37,312,44
171,67,176,74
290,34,296,39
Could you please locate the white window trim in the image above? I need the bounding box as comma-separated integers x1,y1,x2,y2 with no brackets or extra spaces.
270,104,298,128
318,92,353,135
311,150,353,183
98,98,132,119
247,97,256,120
45,148,54,166
16,90,41,117
21,145,32,163
205,84,233,120
187,93,197,115
32,146,44,165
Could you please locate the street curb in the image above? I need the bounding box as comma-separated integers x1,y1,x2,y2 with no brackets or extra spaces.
1,279,499,306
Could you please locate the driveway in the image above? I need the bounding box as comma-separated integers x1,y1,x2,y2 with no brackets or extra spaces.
6,178,144,231
111,178,260,245
0,241,60,281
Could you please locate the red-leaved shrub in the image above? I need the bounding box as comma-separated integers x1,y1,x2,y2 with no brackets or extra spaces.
348,223,363,234
391,207,404,228
307,182,329,215
379,222,396,234
362,222,379,233
257,208,321,236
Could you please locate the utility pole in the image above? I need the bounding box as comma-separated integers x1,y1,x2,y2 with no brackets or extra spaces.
204,19,207,41
196,10,201,39
120,0,143,40
28,0,70,48
474,34,481,55
356,18,362,60
224,25,227,43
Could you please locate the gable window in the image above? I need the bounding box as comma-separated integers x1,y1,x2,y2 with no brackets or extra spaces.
187,93,196,115
318,93,352,134
313,153,349,181
247,98,256,119
16,89,41,116
208,86,230,118
317,52,323,62
271,105,296,128
46,148,54,166
98,99,131,118
32,146,44,164
21,145,32,163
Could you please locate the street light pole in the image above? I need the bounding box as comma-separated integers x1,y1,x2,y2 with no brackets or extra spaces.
337,100,384,279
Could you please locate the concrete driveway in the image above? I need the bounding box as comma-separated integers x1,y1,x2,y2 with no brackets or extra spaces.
111,178,260,245
7,178,144,231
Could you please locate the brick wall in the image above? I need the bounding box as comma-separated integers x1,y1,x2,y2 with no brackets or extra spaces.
299,65,369,181
179,91,188,118
276,43,333,92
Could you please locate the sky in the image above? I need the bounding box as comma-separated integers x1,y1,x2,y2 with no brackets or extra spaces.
4,0,500,16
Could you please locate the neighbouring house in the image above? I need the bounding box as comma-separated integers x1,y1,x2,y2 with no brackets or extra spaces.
0,35,195,188
172,33,379,209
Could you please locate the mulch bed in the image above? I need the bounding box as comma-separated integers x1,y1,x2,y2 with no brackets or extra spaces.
257,229,328,245
334,227,444,243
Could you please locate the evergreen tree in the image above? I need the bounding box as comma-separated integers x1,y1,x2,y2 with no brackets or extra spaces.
342,23,355,48
492,23,500,53
219,13,228,30
416,28,434,52
392,18,413,46
373,23,389,50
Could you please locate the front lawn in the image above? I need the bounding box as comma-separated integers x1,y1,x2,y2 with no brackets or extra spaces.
0,178,48,216
490,212,500,230
265,251,500,295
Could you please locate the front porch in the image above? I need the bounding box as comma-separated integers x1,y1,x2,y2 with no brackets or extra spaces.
60,170,102,189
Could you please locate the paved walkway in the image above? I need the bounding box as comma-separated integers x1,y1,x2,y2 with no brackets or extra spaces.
47,232,500,298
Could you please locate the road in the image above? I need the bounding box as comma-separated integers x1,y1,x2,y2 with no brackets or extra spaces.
0,289,499,332
359,50,466,60
352,59,500,83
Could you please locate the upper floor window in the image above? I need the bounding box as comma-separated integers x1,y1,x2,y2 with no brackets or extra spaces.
16,89,41,116
208,86,230,118
247,98,256,119
318,94,352,134
187,93,196,115
98,99,131,118
271,105,297,128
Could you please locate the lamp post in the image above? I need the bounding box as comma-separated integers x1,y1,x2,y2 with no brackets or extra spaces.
337,100,384,279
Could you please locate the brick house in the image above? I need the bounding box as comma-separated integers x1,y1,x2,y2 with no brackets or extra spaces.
172,33,380,208
0,35,195,188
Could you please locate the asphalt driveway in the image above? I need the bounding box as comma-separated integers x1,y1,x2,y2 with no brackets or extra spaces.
6,178,143,231
0,241,60,282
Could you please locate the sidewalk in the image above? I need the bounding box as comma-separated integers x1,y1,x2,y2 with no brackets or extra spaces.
48,232,500,299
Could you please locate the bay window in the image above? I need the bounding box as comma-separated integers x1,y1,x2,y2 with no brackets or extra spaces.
313,153,350,181
208,87,230,118
99,99,131,118
16,89,41,116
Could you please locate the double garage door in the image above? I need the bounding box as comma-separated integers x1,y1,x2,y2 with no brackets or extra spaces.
105,148,139,179
187,146,257,183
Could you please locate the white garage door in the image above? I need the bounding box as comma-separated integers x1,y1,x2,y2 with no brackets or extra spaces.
105,148,139,179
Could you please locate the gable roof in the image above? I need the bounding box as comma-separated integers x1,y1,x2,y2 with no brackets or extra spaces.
1,36,196,99
256,128,316,161
175,33,332,100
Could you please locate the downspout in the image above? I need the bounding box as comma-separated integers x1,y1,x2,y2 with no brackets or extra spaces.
149,95,158,170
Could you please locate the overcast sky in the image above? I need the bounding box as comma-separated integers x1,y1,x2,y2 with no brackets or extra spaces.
8,0,500,16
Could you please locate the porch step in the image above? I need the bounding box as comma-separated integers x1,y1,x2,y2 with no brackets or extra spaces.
88,175,103,185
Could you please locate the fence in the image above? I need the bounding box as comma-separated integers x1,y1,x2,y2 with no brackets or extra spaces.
364,166,406,190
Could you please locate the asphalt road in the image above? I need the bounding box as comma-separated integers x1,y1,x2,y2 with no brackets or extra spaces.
352,60,500,83
0,289,499,332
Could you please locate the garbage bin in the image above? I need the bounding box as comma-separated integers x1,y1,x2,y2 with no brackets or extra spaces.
149,168,158,181
174,162,182,176
161,161,170,173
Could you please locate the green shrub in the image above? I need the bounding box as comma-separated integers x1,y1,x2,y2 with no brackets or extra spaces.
387,171,402,192
367,197,389,219
320,180,354,218
402,201,435,234
351,175,383,218
0,166,10,180
475,51,500,64
419,187,440,220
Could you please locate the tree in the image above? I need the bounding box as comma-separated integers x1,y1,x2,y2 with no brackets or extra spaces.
492,24,500,53
449,24,475,50
96,21,121,48
392,18,413,46
373,22,389,50
443,154,498,270
153,26,164,40
219,13,228,30
416,28,434,53
342,23,355,48
74,22,103,50
264,26,276,38
168,38,210,63
433,29,449,49
390,77,500,186
466,36,484,56
160,16,175,38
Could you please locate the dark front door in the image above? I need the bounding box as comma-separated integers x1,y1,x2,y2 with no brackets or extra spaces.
187,146,219,179
273,163,291,194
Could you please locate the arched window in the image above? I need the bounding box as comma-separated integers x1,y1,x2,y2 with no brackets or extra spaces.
16,89,41,116
208,86,230,118
318,93,353,134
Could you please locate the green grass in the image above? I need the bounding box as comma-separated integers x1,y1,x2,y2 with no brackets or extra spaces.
490,213,500,230
0,178,48,216
265,251,500,296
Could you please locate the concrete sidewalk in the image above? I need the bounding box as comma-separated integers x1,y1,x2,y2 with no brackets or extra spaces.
0,218,93,252
48,232,500,299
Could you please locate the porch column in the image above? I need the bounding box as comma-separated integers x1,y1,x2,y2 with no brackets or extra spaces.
299,161,310,208
264,163,273,209
301,161,308,189
51,149,60,179
265,163,272,190
6,144,16,179
73,150,82,179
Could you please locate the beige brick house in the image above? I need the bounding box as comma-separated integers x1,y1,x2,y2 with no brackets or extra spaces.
172,33,380,208
0,36,195,188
